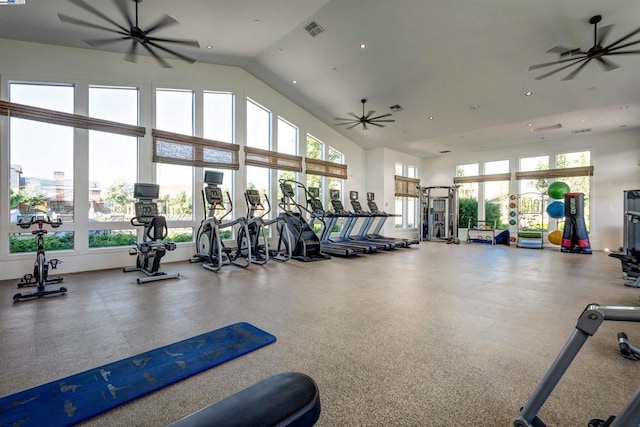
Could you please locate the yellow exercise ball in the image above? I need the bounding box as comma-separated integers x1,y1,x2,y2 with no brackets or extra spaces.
548,230,562,245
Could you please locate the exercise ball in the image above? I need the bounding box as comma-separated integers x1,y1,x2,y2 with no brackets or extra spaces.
548,230,562,245
548,181,570,200
546,201,565,219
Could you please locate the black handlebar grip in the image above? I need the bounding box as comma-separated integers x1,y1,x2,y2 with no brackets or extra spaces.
617,332,637,360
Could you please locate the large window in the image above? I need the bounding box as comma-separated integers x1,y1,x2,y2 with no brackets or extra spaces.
555,151,591,230
277,117,298,201
395,163,418,229
88,85,139,248
246,98,271,204
306,134,324,205
9,82,75,252
484,160,509,230
456,163,479,228
155,89,194,242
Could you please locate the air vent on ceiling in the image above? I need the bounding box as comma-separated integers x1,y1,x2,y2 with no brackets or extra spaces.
572,128,593,134
439,150,451,154
390,105,403,112
304,21,325,37
530,123,562,132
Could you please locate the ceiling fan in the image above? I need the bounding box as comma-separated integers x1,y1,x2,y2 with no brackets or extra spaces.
529,14,640,80
58,0,200,68
334,99,395,130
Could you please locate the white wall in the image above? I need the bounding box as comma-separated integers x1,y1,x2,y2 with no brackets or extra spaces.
422,129,640,251
0,39,365,280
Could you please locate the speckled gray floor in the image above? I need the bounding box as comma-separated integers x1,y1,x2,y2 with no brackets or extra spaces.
1,243,638,426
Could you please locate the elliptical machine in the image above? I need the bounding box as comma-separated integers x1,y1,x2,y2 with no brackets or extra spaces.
191,171,251,272
123,183,180,284
244,189,293,263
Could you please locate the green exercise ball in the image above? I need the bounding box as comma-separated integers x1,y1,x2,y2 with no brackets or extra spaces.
548,181,570,200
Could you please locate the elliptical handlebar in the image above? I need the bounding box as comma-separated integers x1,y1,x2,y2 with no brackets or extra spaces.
17,215,62,229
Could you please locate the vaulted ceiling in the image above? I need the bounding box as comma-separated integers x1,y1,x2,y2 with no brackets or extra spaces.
1,0,639,157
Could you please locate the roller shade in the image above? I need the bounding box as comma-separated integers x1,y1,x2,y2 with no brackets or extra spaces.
244,146,303,172
394,175,420,197
305,157,348,179
152,129,239,169
515,166,594,180
0,100,145,137
453,172,511,184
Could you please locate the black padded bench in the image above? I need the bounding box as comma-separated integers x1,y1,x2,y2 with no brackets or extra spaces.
168,372,321,427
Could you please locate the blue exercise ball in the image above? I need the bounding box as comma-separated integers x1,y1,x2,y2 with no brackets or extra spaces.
546,201,565,219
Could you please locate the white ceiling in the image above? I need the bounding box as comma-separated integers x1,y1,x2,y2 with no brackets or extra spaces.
1,0,640,158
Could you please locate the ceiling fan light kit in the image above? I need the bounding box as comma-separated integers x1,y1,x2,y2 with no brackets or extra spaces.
58,0,200,68
334,98,395,131
529,14,640,80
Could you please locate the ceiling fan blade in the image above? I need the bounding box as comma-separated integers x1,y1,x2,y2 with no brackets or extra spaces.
595,56,620,71
370,119,395,123
113,0,133,28
364,110,375,119
146,36,200,48
597,24,615,46
58,13,128,35
124,40,138,63
84,36,129,47
528,55,587,71
144,14,178,35
607,49,640,55
347,112,360,120
67,0,129,33
534,57,589,80
346,123,361,130
561,58,592,80
604,25,640,50
362,122,368,131
545,45,574,54
369,122,385,128
140,43,172,68
369,113,393,120
608,39,640,53
147,40,196,64
334,117,359,122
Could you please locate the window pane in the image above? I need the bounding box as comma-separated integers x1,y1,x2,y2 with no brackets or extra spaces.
407,165,417,178
485,160,509,174
277,117,297,155
328,147,343,163
10,231,74,253
156,164,193,221
89,86,138,224
556,151,590,168
306,134,323,159
407,197,416,228
9,83,75,223
204,91,233,143
457,163,478,177
247,165,270,202
247,99,270,149
88,230,136,248
156,89,193,133
458,183,478,227
395,163,403,176
485,181,509,230
395,196,403,228
520,155,549,172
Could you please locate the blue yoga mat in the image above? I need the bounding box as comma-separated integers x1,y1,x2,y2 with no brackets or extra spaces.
0,322,276,427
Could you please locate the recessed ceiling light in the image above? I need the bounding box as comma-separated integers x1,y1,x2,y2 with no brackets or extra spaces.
527,123,532,127
292,80,297,84
363,131,367,135
428,116,434,120
207,45,213,49
360,43,366,49
525,91,533,96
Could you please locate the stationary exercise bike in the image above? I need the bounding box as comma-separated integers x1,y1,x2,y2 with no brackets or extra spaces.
13,215,67,301
191,171,251,272
123,183,180,284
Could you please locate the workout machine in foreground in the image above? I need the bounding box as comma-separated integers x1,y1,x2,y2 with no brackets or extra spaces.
123,183,179,284
13,215,67,301
191,171,251,271
514,304,640,427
